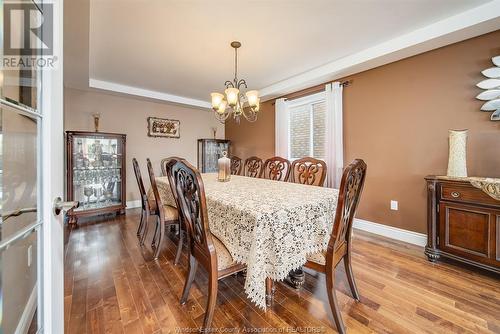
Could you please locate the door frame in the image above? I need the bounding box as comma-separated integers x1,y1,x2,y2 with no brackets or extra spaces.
41,0,64,332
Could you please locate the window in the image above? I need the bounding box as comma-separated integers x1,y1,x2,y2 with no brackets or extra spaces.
288,93,326,160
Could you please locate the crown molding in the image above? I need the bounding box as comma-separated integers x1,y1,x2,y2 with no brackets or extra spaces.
259,0,500,100
88,78,212,109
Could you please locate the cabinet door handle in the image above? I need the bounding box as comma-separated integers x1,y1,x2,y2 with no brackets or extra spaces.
451,191,460,198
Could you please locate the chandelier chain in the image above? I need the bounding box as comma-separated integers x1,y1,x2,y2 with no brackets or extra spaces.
234,47,238,83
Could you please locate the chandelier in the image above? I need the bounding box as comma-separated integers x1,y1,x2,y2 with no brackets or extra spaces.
210,41,260,123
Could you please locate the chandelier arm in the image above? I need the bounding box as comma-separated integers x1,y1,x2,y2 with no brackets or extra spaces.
242,107,258,123
214,109,232,124
224,80,235,89
236,79,248,90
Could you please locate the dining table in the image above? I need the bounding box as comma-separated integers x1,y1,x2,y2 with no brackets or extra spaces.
149,173,339,309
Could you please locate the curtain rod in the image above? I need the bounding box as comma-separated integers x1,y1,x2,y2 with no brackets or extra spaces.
271,80,352,105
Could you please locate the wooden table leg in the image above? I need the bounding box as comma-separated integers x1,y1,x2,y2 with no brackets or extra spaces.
265,277,275,306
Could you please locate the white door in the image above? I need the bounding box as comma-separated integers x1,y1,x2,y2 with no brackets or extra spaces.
1,1,65,333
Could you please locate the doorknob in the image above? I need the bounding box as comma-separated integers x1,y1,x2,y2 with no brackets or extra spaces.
53,197,79,216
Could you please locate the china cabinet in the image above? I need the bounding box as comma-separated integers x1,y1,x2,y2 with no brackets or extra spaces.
197,139,231,173
66,131,126,226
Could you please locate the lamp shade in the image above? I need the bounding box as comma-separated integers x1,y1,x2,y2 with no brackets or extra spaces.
254,98,260,112
245,90,259,107
225,87,239,107
217,100,227,114
211,92,224,110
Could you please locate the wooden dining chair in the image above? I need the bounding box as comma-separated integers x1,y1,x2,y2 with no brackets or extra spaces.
230,155,242,175
304,159,367,334
167,159,245,330
290,157,327,186
160,156,184,176
146,158,182,261
260,156,291,181
244,156,263,178
132,158,158,245
162,156,188,265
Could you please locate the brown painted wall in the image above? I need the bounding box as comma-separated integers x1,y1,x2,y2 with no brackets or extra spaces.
226,30,500,234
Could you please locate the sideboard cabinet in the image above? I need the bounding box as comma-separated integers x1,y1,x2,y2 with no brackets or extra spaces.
425,176,500,273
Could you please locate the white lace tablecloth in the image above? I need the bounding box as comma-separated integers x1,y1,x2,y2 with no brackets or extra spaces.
152,173,339,309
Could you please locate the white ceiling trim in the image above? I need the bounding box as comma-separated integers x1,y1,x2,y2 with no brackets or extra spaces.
88,78,212,109
259,0,500,100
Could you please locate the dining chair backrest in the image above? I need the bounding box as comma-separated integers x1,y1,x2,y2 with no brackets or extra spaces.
244,156,263,178
167,159,217,271
230,156,242,175
161,156,184,176
290,157,327,186
146,158,165,222
132,158,147,209
260,156,291,182
327,159,367,259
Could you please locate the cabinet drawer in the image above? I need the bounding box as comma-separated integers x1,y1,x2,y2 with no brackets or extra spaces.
441,183,499,207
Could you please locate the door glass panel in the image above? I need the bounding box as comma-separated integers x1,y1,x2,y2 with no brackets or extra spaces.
2,0,39,111
0,104,38,241
0,228,38,334
1,1,43,332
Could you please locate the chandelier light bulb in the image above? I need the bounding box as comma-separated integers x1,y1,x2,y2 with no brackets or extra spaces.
211,92,224,110
217,100,228,114
225,88,239,107
245,90,259,107
254,98,260,112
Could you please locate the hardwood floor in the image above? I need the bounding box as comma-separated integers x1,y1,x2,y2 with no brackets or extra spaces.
65,209,500,333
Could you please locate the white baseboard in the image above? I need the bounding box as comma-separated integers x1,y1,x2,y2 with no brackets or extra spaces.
126,200,142,209
15,284,37,334
353,218,427,247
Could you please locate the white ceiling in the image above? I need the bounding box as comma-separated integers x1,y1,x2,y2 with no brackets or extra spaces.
86,0,497,105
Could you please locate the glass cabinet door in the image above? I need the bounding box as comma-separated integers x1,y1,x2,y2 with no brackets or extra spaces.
71,135,123,211
204,140,218,172
198,140,230,173
203,141,230,173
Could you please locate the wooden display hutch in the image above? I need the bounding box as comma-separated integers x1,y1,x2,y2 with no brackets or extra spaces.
66,131,126,226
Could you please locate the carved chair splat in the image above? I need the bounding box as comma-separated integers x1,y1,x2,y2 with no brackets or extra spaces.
260,156,291,182
244,156,263,178
290,157,327,187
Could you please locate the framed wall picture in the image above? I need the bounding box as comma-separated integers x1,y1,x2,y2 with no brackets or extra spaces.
147,117,180,138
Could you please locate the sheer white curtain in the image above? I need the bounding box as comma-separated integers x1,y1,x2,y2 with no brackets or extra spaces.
325,82,344,188
275,98,289,158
